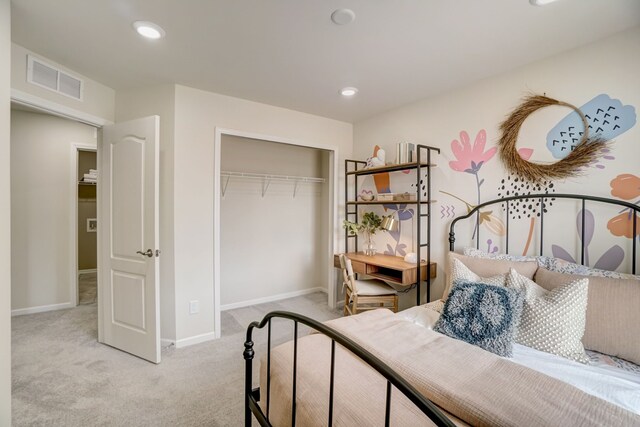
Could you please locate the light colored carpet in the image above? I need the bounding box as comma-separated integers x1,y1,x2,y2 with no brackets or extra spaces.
12,292,341,426
78,272,97,305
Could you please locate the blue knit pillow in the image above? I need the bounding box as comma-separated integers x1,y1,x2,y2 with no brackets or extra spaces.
434,281,524,357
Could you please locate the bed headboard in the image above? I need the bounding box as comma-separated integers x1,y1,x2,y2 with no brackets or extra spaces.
448,193,640,274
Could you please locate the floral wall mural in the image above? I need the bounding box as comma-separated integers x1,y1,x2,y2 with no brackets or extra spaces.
607,174,640,239
352,30,640,301
437,94,637,263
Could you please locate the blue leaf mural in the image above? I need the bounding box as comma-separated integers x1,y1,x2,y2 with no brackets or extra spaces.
547,94,636,160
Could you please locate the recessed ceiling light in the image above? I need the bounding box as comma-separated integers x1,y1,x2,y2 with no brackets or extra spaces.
341,87,358,97
529,0,560,5
133,21,165,39
331,9,356,25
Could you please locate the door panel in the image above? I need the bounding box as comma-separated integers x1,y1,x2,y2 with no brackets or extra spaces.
111,137,145,258
100,116,160,363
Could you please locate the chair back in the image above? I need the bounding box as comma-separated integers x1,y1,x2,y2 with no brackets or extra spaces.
338,254,357,294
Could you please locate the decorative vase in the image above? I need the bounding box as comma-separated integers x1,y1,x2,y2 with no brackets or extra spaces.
363,230,376,256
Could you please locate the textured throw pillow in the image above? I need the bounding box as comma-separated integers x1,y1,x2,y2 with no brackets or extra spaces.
442,252,538,300
434,281,524,357
506,268,590,363
535,267,640,365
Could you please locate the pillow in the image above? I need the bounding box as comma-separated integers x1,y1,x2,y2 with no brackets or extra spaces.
544,257,640,281
444,252,538,299
434,281,524,357
506,268,589,363
535,267,640,365
463,247,554,270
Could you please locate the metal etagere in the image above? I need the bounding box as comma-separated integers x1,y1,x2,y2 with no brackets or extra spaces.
344,145,440,305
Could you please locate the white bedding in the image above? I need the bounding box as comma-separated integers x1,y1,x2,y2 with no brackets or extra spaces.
397,305,640,415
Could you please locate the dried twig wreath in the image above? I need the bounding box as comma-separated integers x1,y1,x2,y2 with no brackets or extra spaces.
498,94,608,182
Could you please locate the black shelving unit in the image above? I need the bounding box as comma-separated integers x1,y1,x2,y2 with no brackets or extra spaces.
344,145,440,305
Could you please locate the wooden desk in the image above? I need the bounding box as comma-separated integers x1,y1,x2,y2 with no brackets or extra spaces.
333,252,436,286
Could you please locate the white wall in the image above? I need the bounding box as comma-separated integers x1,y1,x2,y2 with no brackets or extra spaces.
220,135,329,308
0,0,12,421
10,109,97,313
353,27,640,306
11,43,115,123
173,84,352,343
115,84,176,342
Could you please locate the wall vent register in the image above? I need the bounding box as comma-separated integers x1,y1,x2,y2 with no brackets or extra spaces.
27,55,83,101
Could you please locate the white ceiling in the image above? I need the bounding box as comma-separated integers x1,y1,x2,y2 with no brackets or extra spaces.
10,0,640,123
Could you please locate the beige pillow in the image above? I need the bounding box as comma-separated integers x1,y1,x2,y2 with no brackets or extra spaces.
506,268,589,363
535,267,640,365
444,252,538,299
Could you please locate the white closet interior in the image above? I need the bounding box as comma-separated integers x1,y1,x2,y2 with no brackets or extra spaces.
220,134,331,309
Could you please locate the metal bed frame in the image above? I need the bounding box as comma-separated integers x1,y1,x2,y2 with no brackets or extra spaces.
449,193,639,274
243,311,455,427
245,193,639,426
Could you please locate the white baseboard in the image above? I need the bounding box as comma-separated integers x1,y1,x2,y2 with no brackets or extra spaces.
220,287,326,311
78,269,97,275
12,302,74,316
174,331,217,349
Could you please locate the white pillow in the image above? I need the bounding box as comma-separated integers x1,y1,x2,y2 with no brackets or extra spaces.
506,268,589,363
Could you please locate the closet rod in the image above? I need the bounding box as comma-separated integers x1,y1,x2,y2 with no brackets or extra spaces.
220,171,325,183
220,170,325,198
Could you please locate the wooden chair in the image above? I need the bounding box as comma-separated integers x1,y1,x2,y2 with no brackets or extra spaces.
339,254,398,316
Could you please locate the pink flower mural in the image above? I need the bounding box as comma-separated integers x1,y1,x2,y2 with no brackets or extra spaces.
449,130,496,173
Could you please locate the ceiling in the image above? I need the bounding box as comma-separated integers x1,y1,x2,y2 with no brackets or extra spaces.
10,0,640,123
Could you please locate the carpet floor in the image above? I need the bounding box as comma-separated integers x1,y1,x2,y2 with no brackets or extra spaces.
78,272,97,305
12,292,341,426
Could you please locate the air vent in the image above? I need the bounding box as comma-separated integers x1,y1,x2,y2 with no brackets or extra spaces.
27,55,84,101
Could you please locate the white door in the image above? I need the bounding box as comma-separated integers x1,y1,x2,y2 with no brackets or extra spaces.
99,116,161,363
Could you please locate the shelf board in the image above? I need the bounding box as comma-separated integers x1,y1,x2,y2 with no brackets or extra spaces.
78,181,96,186
346,162,437,176
347,200,437,205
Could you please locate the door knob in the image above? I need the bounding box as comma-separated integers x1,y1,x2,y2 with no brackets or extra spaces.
136,249,154,257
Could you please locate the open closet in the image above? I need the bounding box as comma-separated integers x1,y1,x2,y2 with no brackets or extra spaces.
219,134,331,311
77,150,97,305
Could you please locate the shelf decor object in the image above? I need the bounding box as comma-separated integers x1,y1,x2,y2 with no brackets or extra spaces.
344,145,440,305
498,94,608,182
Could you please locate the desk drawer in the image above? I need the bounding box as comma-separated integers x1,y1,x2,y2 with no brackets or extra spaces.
333,255,366,274
350,260,366,274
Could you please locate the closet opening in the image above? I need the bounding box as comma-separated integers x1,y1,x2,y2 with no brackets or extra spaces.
76,148,98,306
214,129,337,337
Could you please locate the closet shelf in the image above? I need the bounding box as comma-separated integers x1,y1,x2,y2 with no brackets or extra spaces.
220,170,325,198
78,181,97,186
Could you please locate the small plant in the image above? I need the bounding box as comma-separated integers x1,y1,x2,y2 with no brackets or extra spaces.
343,212,385,235
343,212,388,256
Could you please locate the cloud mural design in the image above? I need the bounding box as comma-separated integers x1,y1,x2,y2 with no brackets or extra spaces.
546,94,636,159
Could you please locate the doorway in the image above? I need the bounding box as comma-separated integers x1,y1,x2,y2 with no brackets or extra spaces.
76,148,98,305
10,105,97,316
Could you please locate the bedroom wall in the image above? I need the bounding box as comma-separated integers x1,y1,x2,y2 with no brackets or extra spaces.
220,134,329,308
114,84,176,343
11,43,115,123
0,0,12,421
352,26,640,306
10,109,97,314
173,84,352,344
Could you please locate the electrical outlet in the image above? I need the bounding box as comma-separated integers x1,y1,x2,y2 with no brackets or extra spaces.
189,300,199,314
